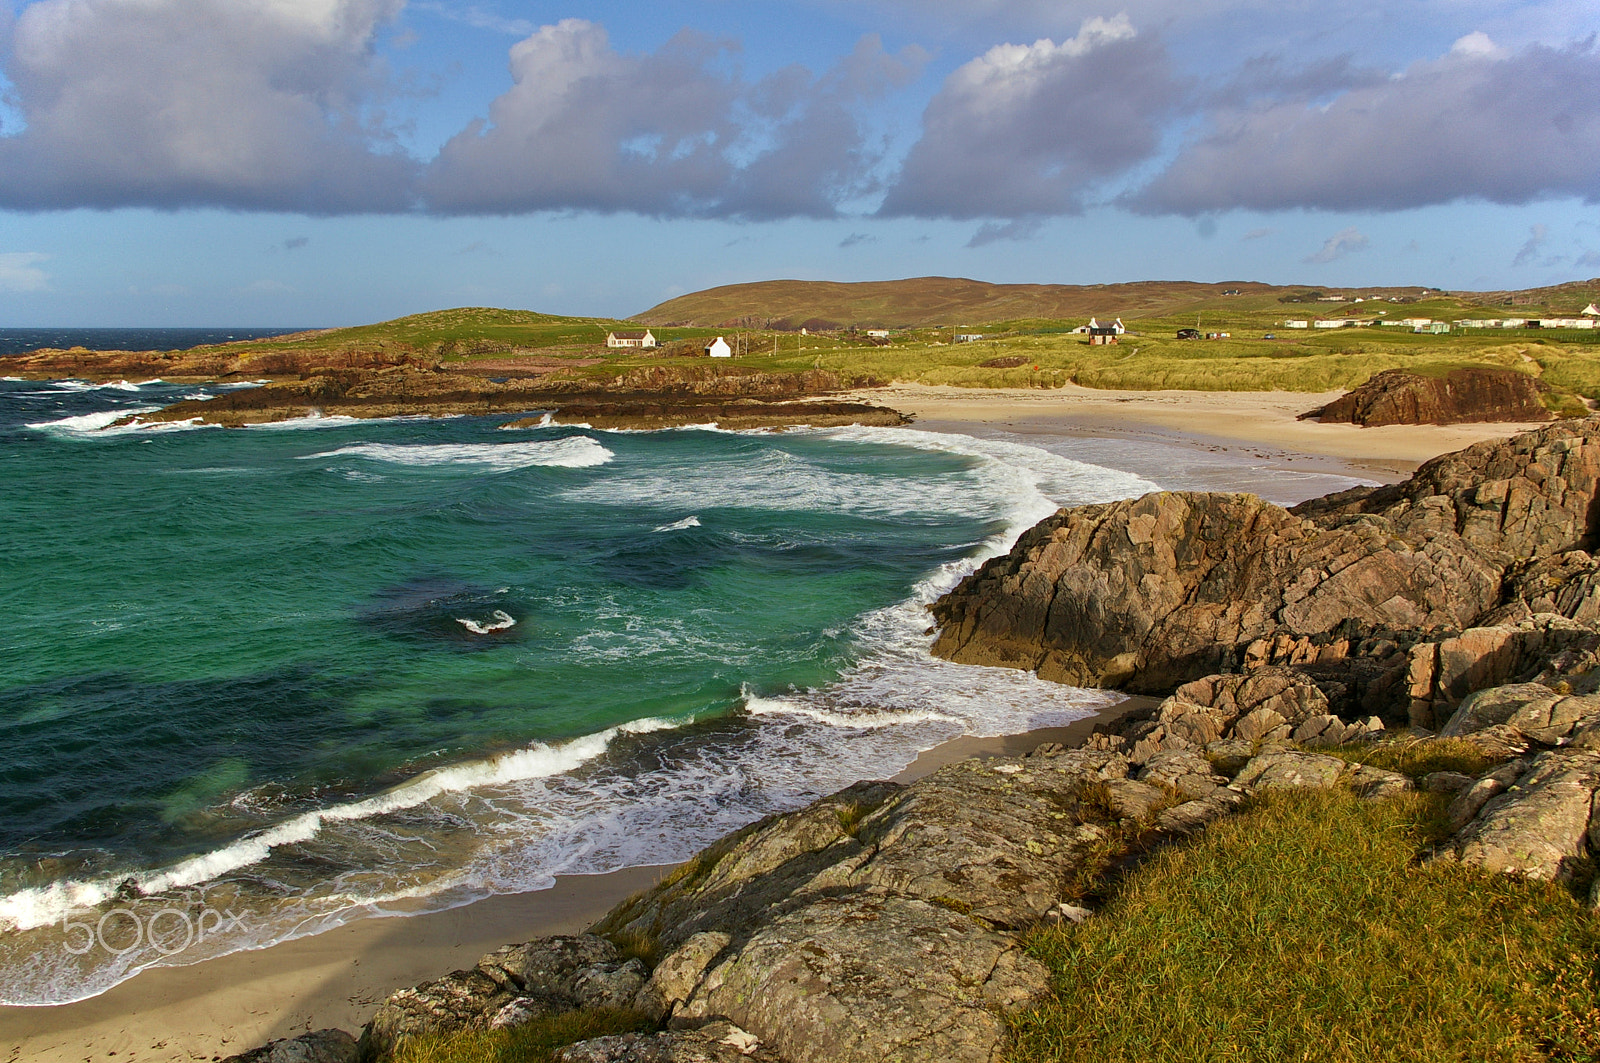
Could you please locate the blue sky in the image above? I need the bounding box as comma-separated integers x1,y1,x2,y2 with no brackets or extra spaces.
0,0,1596,325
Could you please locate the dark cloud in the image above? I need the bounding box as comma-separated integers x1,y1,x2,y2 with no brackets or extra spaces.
878,16,1185,219
0,0,417,213
1132,36,1600,214
839,232,875,247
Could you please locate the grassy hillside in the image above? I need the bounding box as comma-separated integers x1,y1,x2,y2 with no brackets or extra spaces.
631,276,1600,331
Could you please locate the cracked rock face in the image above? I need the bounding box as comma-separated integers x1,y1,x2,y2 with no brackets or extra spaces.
1436,751,1600,883
361,935,660,1059
555,1021,779,1062
221,1029,359,1063
930,419,1600,698
679,893,1047,1063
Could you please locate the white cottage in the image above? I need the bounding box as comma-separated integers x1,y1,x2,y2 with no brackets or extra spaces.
705,336,732,358
606,329,657,349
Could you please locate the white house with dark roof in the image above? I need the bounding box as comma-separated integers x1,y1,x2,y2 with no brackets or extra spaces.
606,329,657,349
705,336,732,358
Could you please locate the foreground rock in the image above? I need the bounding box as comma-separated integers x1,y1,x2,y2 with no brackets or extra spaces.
1303,367,1558,427
222,1029,359,1063
932,417,1600,710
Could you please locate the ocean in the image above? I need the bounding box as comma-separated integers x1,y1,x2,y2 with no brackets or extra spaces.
0,329,309,357
0,375,1177,1007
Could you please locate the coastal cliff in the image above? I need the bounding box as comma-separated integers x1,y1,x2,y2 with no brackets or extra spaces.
224,417,1600,1063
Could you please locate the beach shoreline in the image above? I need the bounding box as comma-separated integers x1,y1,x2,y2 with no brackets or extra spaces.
0,389,1552,1063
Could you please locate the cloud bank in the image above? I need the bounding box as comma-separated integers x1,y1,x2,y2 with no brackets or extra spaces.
878,16,1182,218
0,5,1596,222
1132,36,1600,214
0,0,417,212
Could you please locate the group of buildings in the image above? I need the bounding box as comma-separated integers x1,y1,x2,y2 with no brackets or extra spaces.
605,329,732,358
1282,304,1600,334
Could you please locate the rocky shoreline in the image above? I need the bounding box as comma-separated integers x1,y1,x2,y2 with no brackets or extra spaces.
221,416,1600,1063
8,346,908,431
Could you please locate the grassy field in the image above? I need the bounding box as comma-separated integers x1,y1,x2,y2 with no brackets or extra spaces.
1009,787,1600,1063
142,277,1600,401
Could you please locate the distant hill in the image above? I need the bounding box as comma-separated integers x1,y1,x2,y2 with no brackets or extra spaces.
632,276,1600,330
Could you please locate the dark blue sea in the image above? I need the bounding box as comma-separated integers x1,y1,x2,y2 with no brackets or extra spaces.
0,328,310,357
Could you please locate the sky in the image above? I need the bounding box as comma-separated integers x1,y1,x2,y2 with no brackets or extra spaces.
0,0,1597,325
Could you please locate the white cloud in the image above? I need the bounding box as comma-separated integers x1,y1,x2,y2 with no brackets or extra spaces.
0,252,49,292
0,0,415,211
1304,227,1369,263
878,16,1183,218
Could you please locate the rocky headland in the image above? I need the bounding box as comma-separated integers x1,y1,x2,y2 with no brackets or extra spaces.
1302,366,1561,426
221,416,1600,1063
11,343,907,430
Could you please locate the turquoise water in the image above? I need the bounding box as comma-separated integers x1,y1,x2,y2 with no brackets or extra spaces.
0,377,1154,1004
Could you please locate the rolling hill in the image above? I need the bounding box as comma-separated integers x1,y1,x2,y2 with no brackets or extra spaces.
632,276,1600,330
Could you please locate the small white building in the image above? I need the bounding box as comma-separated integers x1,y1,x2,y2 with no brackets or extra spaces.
705,336,732,358
864,329,890,339
1314,319,1351,329
1583,304,1600,317
955,333,984,343
1455,319,1500,329
607,329,657,349
1284,320,1310,329
1414,322,1451,334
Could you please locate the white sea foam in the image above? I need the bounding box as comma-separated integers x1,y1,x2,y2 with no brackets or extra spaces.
302,437,614,471
24,408,213,436
0,718,684,934
457,610,517,634
744,693,963,730
244,412,365,430
653,516,701,532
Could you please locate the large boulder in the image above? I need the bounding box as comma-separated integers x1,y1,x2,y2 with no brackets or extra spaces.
1435,751,1600,883
1304,367,1556,427
221,1030,359,1063
932,418,1600,698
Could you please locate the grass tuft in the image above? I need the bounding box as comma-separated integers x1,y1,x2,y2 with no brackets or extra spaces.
1319,738,1501,780
835,800,872,838
1008,789,1600,1063
389,1007,655,1063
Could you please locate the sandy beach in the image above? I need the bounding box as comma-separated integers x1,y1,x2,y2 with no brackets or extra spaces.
847,382,1554,479
0,387,1551,1063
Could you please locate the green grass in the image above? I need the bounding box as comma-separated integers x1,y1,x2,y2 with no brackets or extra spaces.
389,1007,655,1063
1008,789,1600,1063
1316,738,1501,780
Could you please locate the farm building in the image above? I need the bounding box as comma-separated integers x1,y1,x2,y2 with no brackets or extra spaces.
1284,320,1310,329
1414,322,1450,334
955,333,984,343
1072,317,1126,336
705,337,732,358
1584,304,1599,316
606,329,656,349
864,329,890,339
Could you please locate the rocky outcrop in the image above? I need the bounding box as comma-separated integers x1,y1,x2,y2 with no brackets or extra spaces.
556,1021,778,1062
932,418,1600,705
1304,367,1557,426
222,1029,360,1063
359,935,662,1060
123,366,901,428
